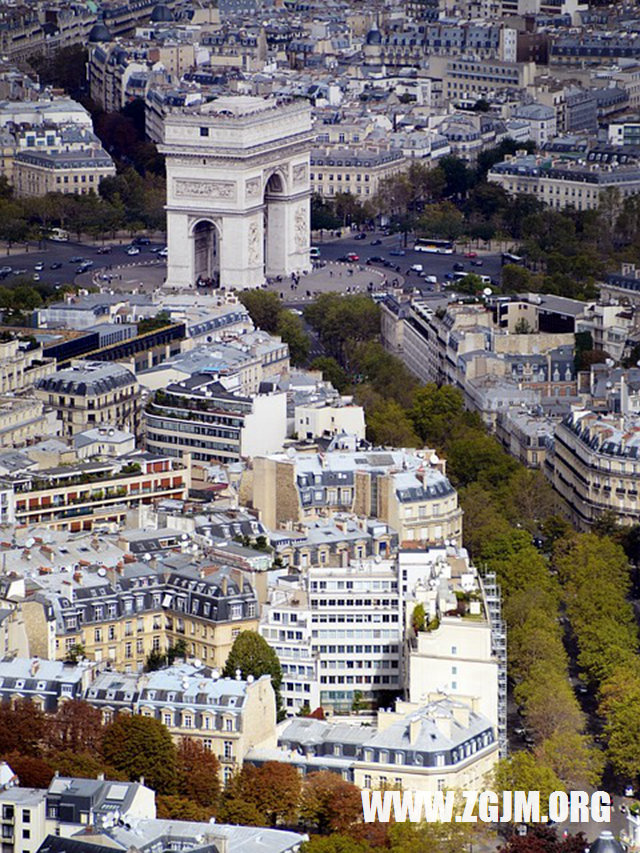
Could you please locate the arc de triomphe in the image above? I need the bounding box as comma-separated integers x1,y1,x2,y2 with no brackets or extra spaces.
160,96,313,290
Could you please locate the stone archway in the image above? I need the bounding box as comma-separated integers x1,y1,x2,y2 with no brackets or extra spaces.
161,95,313,291
191,219,220,286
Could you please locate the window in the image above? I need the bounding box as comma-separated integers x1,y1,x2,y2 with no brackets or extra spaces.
94,628,102,643
225,718,233,731
224,741,233,759
163,713,172,726
22,810,30,823
364,775,372,788
200,127,209,136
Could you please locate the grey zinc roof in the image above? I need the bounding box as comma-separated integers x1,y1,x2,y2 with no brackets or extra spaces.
36,361,136,396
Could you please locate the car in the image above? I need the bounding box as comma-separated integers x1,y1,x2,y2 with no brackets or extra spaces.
346,252,359,262
69,256,84,263
50,262,62,270
382,259,394,268
12,269,27,276
34,261,44,271
126,246,140,255
370,239,382,246
367,256,385,264
453,262,465,272
576,684,588,694
471,259,484,267
0,265,12,276
354,233,367,241
32,273,40,281
464,251,477,258
410,264,423,273
514,727,526,736
625,786,635,798
149,246,160,253
158,247,168,258
132,236,151,246
96,246,112,254
389,248,405,256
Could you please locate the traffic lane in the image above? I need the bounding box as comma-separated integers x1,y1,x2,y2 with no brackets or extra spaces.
314,239,502,284
0,240,165,288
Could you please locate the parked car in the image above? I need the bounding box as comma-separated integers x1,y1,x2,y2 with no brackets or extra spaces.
464,251,477,258
389,248,405,256
12,269,27,276
354,233,367,241
370,238,382,246
132,236,151,246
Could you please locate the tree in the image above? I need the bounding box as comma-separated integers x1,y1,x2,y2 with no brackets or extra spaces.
411,603,426,633
410,383,465,448
249,762,302,825
46,750,126,781
300,771,363,834
277,312,310,366
3,752,54,788
222,631,282,714
0,699,46,756
310,357,349,393
514,318,533,334
156,796,213,822
301,836,371,853
366,398,419,447
102,715,177,794
492,752,562,803
304,295,380,366
239,290,282,333
176,738,221,809
46,700,104,753
535,731,603,789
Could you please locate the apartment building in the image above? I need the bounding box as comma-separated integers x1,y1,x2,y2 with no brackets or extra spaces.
310,146,405,198
488,153,640,211
4,453,189,533
35,362,141,438
249,695,498,793
259,579,320,715
145,375,287,466
0,657,99,710
245,446,463,547
427,55,536,104
294,400,365,442
0,773,154,853
547,407,640,529
270,517,398,570
22,559,257,671
85,664,276,782
13,149,115,198
0,338,55,395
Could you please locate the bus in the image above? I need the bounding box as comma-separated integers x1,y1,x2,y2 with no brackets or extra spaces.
414,238,454,254
501,252,524,266
453,271,492,285
48,227,69,242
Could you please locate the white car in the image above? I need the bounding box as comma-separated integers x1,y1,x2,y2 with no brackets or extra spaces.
126,246,140,256
158,246,168,258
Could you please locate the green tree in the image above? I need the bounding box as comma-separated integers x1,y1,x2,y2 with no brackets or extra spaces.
239,289,282,333
492,751,562,803
102,715,177,794
366,398,419,447
277,311,311,366
222,631,283,715
310,356,349,393
411,603,426,633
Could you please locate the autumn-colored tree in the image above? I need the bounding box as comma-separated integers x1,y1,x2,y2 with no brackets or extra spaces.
102,715,177,795
4,751,55,788
300,771,362,834
218,766,266,826
176,738,220,809
46,700,104,753
0,699,46,756
251,761,301,826
300,836,371,853
156,795,213,822
499,824,588,853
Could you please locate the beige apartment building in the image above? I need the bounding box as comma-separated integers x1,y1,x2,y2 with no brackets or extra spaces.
244,448,463,547
22,560,258,673
86,665,275,782
0,337,56,394
310,146,405,198
488,153,640,211
547,408,640,529
35,361,141,438
13,149,115,197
